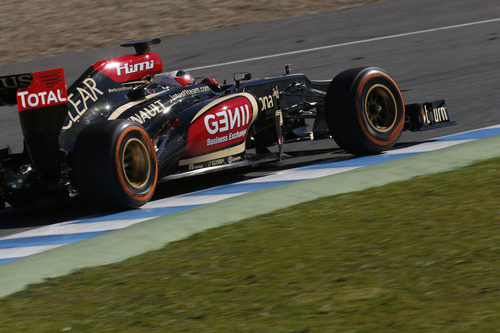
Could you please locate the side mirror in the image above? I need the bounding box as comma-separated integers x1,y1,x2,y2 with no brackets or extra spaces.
234,72,251,89
234,72,251,81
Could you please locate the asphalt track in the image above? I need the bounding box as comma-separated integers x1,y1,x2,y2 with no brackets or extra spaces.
0,0,499,221
0,0,500,296
1,0,500,151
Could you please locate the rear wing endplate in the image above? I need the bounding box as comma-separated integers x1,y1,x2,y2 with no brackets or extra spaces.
15,68,67,111
1,68,68,181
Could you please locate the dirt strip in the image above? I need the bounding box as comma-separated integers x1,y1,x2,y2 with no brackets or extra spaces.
0,0,385,64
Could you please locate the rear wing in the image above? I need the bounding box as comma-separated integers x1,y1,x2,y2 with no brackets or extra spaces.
0,73,33,106
0,69,67,109
1,68,68,181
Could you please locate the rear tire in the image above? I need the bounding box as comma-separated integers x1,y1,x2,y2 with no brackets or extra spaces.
325,67,405,155
72,120,158,209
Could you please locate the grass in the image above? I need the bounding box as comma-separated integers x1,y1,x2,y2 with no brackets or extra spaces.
0,157,499,332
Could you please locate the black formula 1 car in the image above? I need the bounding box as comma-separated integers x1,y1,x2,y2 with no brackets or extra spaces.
0,39,453,209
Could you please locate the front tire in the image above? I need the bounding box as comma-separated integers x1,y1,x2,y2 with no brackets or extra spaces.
72,120,158,209
325,67,405,155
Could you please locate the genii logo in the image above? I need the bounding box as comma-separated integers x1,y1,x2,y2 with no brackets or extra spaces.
16,68,67,112
184,94,258,157
204,103,250,135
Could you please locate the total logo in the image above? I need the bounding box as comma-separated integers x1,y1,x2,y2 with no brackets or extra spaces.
15,68,67,112
17,89,67,110
116,60,154,76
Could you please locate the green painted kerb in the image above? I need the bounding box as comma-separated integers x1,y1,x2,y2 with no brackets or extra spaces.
0,135,499,298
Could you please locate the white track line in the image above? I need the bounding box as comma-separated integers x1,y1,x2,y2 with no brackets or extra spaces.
383,140,473,155
240,167,359,183
0,219,147,239
1,125,499,262
0,245,65,259
143,193,243,208
187,17,500,71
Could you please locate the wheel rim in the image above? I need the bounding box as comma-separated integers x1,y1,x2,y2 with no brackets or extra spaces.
121,138,151,190
364,84,398,133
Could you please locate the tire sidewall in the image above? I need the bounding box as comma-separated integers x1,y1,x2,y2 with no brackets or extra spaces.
113,124,158,206
72,120,158,209
325,67,405,155
354,69,405,148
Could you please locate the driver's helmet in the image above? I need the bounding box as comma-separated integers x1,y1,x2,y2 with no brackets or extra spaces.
158,70,195,89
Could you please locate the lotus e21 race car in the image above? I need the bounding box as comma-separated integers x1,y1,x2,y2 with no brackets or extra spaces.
0,39,453,210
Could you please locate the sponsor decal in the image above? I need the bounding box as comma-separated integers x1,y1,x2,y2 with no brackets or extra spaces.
128,100,167,124
108,86,132,93
188,163,204,171
117,60,154,76
183,95,257,157
202,103,251,148
62,78,104,130
423,104,449,125
16,68,67,112
187,154,243,170
209,158,225,167
204,104,251,135
0,73,32,89
17,89,66,110
169,86,211,100
106,90,167,121
258,94,274,111
92,52,162,83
